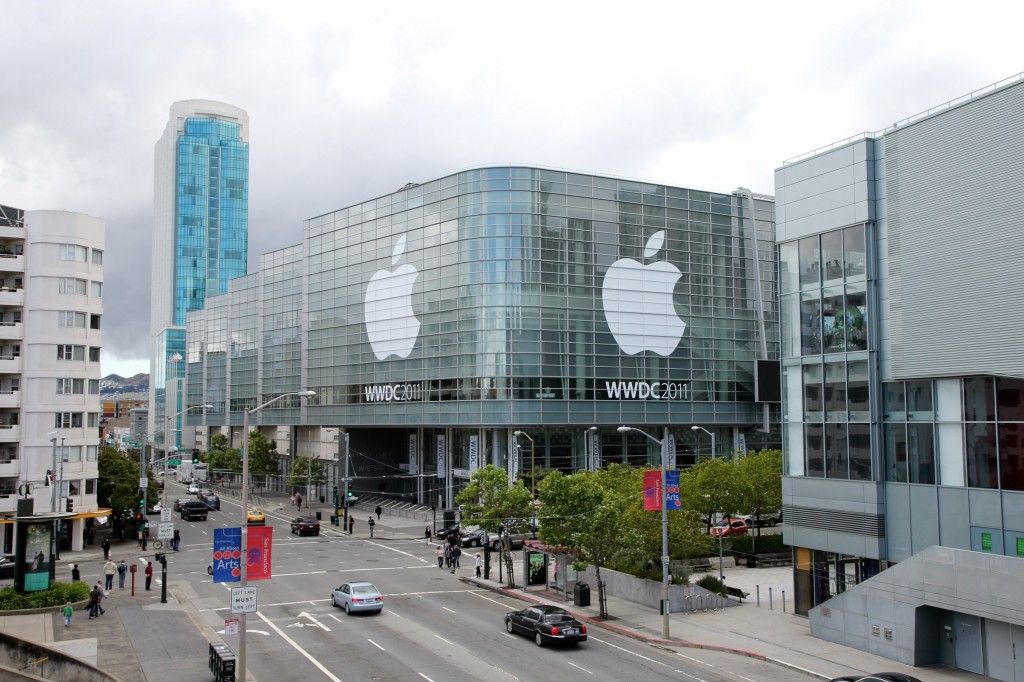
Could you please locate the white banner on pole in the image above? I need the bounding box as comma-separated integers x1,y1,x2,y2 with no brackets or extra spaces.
436,435,446,479
511,441,520,483
667,433,677,470
468,435,478,474
408,434,418,475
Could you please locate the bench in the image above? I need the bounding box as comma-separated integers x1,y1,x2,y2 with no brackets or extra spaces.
725,585,750,601
678,558,713,573
751,552,792,568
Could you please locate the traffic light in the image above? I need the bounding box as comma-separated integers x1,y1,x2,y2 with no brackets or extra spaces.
192,449,200,464
137,489,146,520
66,498,74,512
346,491,353,507
155,553,166,566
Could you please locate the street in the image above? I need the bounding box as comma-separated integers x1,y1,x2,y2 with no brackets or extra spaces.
154,478,810,682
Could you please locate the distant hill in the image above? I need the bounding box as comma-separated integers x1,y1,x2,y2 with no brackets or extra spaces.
100,373,149,396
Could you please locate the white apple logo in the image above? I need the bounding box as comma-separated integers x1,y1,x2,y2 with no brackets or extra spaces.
601,230,685,356
364,235,420,360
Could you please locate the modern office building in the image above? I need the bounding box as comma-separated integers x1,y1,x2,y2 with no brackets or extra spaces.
149,100,249,458
186,166,779,502
776,74,1024,677
0,204,105,553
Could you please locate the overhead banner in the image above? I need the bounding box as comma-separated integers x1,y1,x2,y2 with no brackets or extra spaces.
247,526,274,581
643,470,662,511
511,441,520,483
667,434,677,470
469,435,479,474
436,435,446,479
213,526,274,582
408,434,418,475
643,470,682,511
591,431,601,472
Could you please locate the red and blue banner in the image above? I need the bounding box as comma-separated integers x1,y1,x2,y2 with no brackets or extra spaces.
247,526,274,581
213,527,274,583
643,470,682,511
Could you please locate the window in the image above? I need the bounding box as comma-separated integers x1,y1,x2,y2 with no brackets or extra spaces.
56,378,84,395
59,244,88,262
58,311,86,328
88,413,99,428
71,413,82,428
91,249,103,265
55,412,72,428
85,478,97,494
86,446,97,462
88,379,99,394
58,278,87,295
90,314,101,330
89,347,100,362
57,345,73,361
90,281,102,298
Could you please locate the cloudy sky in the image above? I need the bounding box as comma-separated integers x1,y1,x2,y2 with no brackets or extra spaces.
3,1,1022,378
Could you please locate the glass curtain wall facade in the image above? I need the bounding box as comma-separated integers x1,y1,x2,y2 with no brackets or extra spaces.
190,166,779,503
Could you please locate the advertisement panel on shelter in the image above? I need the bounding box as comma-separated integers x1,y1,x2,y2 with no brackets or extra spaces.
16,521,53,592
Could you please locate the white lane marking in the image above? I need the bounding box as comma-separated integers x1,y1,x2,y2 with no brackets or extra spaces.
469,592,517,608
442,606,456,614
368,639,385,651
567,661,593,675
217,629,270,636
298,611,331,631
503,632,516,639
203,587,475,612
328,614,343,623
434,634,454,645
253,609,345,682
366,540,432,563
418,675,435,682
588,636,681,672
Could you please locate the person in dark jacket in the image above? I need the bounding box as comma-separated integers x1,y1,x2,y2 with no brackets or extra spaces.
375,505,382,520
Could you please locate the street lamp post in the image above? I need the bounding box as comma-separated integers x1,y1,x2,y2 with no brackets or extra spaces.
691,425,716,459
618,425,671,640
238,390,315,682
512,431,536,538
583,426,597,472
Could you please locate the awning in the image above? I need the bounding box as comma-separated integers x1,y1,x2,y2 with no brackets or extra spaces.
73,509,113,519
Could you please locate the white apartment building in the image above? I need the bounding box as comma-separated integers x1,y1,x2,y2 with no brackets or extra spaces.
0,205,104,554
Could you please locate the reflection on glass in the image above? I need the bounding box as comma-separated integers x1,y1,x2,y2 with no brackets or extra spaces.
779,241,799,294
884,382,906,421
801,291,821,356
821,230,844,284
909,423,935,484
906,381,934,421
966,423,997,489
806,424,824,477
849,424,872,480
825,361,848,421
885,423,907,482
844,225,866,278
845,283,868,351
822,287,845,353
825,422,848,478
803,363,823,422
799,235,820,288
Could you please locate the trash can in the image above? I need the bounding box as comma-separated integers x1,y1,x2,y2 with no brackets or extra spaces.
315,511,322,521
573,581,590,607
330,515,338,525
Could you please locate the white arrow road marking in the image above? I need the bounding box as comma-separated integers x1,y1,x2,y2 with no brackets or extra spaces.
367,639,385,651
297,611,331,631
252,610,344,682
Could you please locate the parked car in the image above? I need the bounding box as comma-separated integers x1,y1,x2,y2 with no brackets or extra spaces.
710,518,750,537
331,581,384,614
247,509,266,525
505,605,587,647
200,493,220,511
434,522,461,541
173,497,193,512
0,555,15,580
460,528,488,547
180,500,208,521
291,516,320,536
490,531,528,551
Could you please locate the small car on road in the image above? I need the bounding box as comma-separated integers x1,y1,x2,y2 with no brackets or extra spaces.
505,605,587,647
331,581,384,614
173,497,192,512
247,509,266,525
710,518,750,537
187,483,200,494
290,516,320,536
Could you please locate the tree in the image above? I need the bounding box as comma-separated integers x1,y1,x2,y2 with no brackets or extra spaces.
247,430,280,488
286,456,328,489
678,458,748,535
737,449,783,544
205,434,242,476
98,445,156,518
453,465,532,532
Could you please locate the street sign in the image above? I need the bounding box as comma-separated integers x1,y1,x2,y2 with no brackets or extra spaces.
168,458,181,465
231,586,258,614
158,522,174,540
225,618,239,635
139,477,148,488
160,508,172,523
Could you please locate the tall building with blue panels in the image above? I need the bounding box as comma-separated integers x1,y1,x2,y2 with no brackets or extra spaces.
150,100,248,455
776,74,1024,676
187,166,780,508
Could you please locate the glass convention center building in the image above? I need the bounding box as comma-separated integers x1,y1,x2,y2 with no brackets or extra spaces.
185,166,779,506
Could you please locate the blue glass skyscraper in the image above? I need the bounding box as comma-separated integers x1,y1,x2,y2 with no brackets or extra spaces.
149,100,249,453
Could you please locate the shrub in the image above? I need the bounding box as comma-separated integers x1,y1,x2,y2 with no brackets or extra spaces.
0,581,90,610
695,574,725,596
730,535,790,554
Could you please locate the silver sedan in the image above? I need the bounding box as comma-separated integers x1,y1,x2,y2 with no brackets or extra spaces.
331,582,384,614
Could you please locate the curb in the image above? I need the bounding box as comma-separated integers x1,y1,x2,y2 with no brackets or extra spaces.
461,576,830,680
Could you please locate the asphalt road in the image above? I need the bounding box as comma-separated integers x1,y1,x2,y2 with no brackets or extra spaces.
159,479,804,682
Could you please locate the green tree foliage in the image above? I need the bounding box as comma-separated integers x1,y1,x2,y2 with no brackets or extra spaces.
246,430,280,485
98,445,156,516
737,449,783,535
205,433,242,474
286,456,328,488
678,458,748,534
453,465,532,532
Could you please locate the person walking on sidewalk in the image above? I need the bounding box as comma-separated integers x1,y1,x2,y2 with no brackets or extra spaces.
172,529,181,551
375,505,382,520
475,553,483,578
101,537,111,560
117,559,127,589
295,493,303,511
144,561,153,591
71,564,80,582
63,601,73,627
137,529,144,548
435,544,444,568
367,516,376,538
103,559,116,590
451,545,462,574
347,515,354,534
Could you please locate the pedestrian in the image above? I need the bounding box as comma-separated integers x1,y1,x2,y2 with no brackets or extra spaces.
71,563,80,582
101,537,111,560
295,493,302,511
435,545,444,569
475,553,483,578
444,543,451,569
89,583,105,617
86,590,97,619
347,515,354,535
144,561,153,591
63,600,73,627
451,545,462,573
137,529,144,548
173,529,181,551
141,533,147,551
117,559,127,589
103,559,116,590
375,505,382,520
367,516,376,538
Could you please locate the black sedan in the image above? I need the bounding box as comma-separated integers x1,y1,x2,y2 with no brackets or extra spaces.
505,605,587,647
173,497,192,512
290,516,321,536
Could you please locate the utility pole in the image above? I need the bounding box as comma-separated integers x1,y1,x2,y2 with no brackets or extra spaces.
342,431,351,526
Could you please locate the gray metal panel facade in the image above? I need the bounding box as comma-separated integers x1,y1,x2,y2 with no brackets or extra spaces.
884,81,1024,379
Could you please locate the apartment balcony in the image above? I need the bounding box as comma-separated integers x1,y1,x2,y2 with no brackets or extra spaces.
0,458,17,477
0,287,24,306
0,224,24,241
0,356,21,374
0,254,25,275
0,425,20,442
0,322,21,341
0,484,21,514
0,391,19,409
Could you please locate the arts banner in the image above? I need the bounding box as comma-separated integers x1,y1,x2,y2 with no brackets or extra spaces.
643,470,662,511
247,525,274,580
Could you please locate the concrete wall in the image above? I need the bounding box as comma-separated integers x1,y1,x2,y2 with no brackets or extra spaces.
580,566,734,613
0,631,120,682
